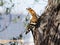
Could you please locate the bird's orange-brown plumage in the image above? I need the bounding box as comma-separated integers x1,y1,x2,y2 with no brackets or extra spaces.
26,8,38,34
26,8,38,23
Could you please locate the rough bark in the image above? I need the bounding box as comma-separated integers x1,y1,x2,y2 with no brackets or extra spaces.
33,28,41,45
33,0,60,45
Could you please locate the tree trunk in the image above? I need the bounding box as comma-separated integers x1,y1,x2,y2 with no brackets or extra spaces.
33,0,60,45
33,28,41,45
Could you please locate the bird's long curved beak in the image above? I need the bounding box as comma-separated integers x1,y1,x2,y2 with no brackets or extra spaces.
26,8,31,10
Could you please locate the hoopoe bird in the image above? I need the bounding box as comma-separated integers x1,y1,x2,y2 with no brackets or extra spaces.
25,8,38,34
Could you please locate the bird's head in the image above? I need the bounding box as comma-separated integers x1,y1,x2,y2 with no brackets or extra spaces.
26,8,36,16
